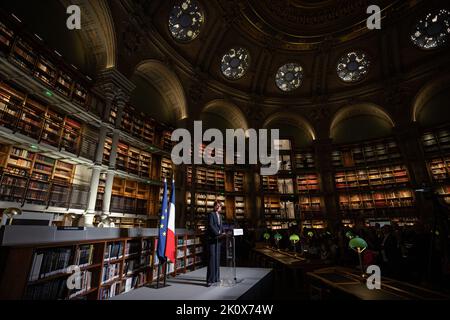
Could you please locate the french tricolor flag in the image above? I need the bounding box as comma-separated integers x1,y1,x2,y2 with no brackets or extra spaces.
165,179,176,263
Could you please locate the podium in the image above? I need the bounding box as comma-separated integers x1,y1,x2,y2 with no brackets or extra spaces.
220,228,244,287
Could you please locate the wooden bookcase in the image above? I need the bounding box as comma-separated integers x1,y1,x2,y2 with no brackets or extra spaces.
120,106,156,144
260,139,324,230
0,144,75,205
0,236,158,300
160,157,173,181
332,138,415,219
186,191,226,232
172,234,205,276
0,14,113,116
0,82,95,160
332,138,402,168
295,150,315,169
422,126,450,204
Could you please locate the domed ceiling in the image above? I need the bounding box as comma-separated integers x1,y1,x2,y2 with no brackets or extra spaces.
233,0,405,50
119,0,447,130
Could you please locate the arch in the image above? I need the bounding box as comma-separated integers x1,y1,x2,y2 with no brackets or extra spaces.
263,112,316,141
133,60,188,122
412,75,450,123
60,0,117,70
201,100,249,131
330,103,395,143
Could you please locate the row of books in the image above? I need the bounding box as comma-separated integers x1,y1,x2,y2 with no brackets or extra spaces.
104,242,124,261
102,263,120,284
124,240,141,257
74,245,94,267
28,247,72,281
25,278,67,300
99,282,120,300
123,272,146,293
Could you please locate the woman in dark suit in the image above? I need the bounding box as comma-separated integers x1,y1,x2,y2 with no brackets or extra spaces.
206,200,224,286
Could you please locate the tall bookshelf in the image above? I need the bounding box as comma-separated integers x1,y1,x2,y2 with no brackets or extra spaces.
0,14,103,113
172,234,204,277
422,125,450,204
332,138,415,223
0,144,76,206
260,139,324,230
0,82,97,161
0,236,161,300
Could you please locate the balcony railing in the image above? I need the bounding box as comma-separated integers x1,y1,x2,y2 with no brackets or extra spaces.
0,167,90,209
0,101,98,161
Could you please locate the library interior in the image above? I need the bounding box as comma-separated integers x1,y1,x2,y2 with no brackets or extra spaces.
0,0,450,302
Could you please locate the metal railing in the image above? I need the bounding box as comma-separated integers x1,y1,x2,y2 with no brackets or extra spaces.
0,168,90,209
0,102,98,161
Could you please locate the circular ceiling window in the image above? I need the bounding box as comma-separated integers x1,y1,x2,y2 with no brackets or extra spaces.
221,47,251,80
275,63,304,92
336,51,371,83
411,9,450,49
169,0,204,42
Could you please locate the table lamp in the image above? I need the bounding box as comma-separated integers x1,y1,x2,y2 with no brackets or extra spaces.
307,231,314,238
289,234,300,256
345,231,355,239
263,232,271,248
4,207,22,225
349,237,368,278
274,232,282,251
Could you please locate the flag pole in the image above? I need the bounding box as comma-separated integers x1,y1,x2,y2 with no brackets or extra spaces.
156,261,161,289
162,176,175,287
163,261,168,287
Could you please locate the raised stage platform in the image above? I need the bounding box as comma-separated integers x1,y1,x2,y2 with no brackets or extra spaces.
110,267,273,300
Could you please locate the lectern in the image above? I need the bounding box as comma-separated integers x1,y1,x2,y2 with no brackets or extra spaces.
220,228,243,287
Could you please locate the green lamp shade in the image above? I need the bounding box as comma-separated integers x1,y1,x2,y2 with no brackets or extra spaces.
349,237,368,251
345,231,355,239
307,231,314,237
263,232,271,240
274,233,282,241
289,234,300,243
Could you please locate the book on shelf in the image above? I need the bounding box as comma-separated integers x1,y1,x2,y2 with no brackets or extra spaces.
28,247,73,281
25,277,68,300
104,242,124,261
74,245,94,268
